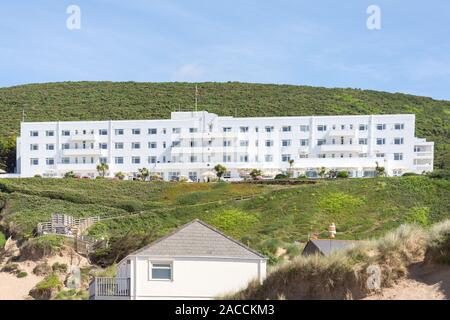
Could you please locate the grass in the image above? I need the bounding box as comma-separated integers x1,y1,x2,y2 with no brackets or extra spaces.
34,273,62,291
0,81,449,170
1,176,449,265
0,231,5,249
226,220,450,300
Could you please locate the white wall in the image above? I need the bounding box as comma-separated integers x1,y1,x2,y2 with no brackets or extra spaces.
130,256,266,300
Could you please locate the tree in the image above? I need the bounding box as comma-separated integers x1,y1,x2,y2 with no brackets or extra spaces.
214,164,227,180
0,135,16,173
288,159,295,177
318,167,327,179
249,169,263,180
138,168,150,181
115,172,125,180
327,169,338,179
96,163,109,177
64,171,76,179
375,161,386,177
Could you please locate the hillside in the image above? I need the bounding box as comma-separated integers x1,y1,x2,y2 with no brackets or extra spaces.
0,82,449,171
1,176,449,265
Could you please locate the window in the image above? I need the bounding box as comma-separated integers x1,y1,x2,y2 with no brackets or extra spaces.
62,143,70,150
132,142,141,149
30,144,39,151
150,263,172,280
394,123,405,130
62,130,70,136
189,128,198,133
359,124,368,131
394,153,403,161
282,126,291,132
341,124,346,130
282,154,291,162
282,140,291,147
30,158,39,165
223,155,232,163
265,126,274,133
265,140,273,147
394,138,404,145
317,139,326,146
61,157,70,164
376,138,385,145
300,125,309,132
172,128,181,134
299,153,309,159
265,155,273,162
240,126,249,133
115,129,124,135
240,155,249,162
376,153,385,158
115,142,124,149
376,124,386,130
99,157,108,164
46,130,54,137
317,125,327,131
46,144,54,151
132,129,141,135
189,172,198,181
172,141,180,147
359,138,368,145
190,140,197,147
99,129,108,136
132,157,141,164
223,140,232,147
46,158,54,165
99,143,108,149
30,131,39,137
148,156,157,164
190,156,197,163
318,154,326,158
239,140,249,147
300,139,309,146
148,142,157,149
359,153,368,158
223,127,232,133
148,128,157,135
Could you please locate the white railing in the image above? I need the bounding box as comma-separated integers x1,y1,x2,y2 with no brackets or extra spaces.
89,278,130,298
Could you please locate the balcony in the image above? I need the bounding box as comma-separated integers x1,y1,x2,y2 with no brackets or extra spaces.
56,163,98,172
70,134,99,142
414,152,433,158
62,148,103,156
89,277,130,300
327,129,356,137
178,132,238,139
171,146,251,154
318,144,364,152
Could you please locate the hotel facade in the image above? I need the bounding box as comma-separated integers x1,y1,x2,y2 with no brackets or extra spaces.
15,111,434,180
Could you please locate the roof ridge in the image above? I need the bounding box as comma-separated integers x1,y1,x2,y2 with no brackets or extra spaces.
124,219,266,261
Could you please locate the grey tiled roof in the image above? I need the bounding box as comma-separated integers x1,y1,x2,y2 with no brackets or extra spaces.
130,220,266,260
302,239,360,256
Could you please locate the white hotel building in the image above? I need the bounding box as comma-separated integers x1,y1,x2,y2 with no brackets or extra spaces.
15,111,434,180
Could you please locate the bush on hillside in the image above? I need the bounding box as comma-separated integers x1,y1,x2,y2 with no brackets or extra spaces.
425,220,450,264
33,263,52,276
21,235,64,260
52,262,68,274
17,271,28,278
337,171,349,179
427,170,450,180
29,273,63,300
117,199,144,212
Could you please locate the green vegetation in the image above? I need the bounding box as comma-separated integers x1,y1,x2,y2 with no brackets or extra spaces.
54,289,89,300
227,220,450,300
1,176,449,266
20,235,65,259
0,82,449,172
30,273,63,299
52,262,68,274
16,271,28,278
0,231,5,249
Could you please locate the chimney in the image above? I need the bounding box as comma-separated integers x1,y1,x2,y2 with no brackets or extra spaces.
328,223,336,239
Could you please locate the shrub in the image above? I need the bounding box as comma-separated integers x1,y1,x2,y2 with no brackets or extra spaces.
30,273,63,300
118,199,144,212
64,171,76,179
54,289,89,300
262,238,283,255
402,172,420,177
52,262,68,274
337,171,349,179
1,263,20,274
274,174,288,180
425,220,450,264
0,231,5,249
17,271,28,278
403,206,430,226
427,170,450,180
21,235,64,260
33,263,52,276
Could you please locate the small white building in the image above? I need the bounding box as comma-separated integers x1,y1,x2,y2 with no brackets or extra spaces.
89,220,267,300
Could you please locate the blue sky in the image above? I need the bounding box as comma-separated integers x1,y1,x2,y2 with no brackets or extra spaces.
1,0,450,100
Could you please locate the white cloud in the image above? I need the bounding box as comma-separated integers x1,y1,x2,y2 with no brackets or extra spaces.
171,64,206,81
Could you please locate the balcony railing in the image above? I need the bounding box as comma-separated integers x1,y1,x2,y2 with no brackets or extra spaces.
62,148,103,156
70,134,99,142
318,144,364,152
89,277,130,300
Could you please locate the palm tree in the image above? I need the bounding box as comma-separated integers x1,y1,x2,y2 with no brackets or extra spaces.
375,162,386,177
138,168,150,181
288,159,295,178
96,163,109,177
214,164,227,181
318,167,327,179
